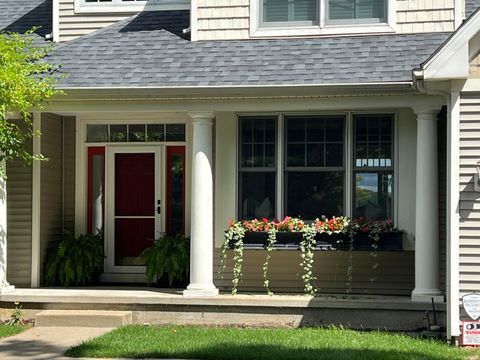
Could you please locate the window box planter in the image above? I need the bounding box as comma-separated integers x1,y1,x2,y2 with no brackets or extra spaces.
335,231,403,251
229,231,334,250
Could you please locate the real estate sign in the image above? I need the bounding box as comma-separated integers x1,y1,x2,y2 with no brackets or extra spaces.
463,294,480,321
462,321,480,346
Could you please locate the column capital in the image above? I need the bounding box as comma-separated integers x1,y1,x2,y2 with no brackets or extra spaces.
412,106,440,120
188,112,215,123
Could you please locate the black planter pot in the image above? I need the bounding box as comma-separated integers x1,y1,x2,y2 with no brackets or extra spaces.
335,231,403,251
239,231,303,247
155,274,189,288
230,231,334,249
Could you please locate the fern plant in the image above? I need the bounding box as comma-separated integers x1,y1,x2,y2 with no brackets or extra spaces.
141,234,189,286
45,233,104,286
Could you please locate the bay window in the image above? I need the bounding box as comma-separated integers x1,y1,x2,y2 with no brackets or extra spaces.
237,113,395,222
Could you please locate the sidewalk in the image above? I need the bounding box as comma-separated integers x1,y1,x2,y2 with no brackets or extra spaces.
0,326,112,360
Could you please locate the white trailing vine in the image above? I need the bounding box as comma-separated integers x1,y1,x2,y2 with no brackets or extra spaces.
300,225,317,296
221,222,246,295
262,227,277,295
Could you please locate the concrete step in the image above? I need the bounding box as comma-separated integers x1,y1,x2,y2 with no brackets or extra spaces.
34,310,132,327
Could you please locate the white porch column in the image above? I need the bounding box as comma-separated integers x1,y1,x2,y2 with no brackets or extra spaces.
411,107,443,302
183,112,219,297
0,160,14,294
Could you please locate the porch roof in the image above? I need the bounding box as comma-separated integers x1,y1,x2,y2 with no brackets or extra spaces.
0,0,52,41
466,0,480,18
45,10,450,89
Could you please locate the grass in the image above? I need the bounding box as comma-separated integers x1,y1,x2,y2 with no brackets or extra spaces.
66,325,480,360
0,324,28,339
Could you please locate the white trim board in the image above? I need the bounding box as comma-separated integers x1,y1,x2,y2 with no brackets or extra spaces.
422,9,480,80
31,112,41,288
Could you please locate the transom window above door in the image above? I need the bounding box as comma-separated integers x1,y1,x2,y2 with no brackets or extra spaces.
254,0,393,37
86,123,185,143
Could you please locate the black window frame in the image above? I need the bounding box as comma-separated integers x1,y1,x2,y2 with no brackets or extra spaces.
283,114,346,221
237,115,278,220
352,113,394,220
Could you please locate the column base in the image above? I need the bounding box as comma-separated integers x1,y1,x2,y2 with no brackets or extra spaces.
0,285,14,294
411,288,444,303
183,284,219,298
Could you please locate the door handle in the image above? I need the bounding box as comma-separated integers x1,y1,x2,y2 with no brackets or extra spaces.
156,200,161,214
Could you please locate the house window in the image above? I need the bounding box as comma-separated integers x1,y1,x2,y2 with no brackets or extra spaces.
238,116,277,220
86,124,185,143
284,115,344,219
353,114,393,220
237,113,394,221
253,0,392,37
262,0,319,26
328,0,386,23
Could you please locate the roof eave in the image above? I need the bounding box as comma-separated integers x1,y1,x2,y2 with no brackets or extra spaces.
55,82,417,100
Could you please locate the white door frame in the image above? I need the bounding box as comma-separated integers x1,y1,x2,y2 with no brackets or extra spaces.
105,145,165,274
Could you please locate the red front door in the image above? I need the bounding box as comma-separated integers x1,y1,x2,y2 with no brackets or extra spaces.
114,153,156,266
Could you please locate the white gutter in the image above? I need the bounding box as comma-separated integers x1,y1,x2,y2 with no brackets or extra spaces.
190,0,197,42
57,82,414,91
455,0,464,29
53,0,60,43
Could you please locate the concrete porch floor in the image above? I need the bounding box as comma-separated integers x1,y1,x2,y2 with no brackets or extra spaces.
0,287,445,331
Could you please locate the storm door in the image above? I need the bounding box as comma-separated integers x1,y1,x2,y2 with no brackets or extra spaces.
105,146,163,273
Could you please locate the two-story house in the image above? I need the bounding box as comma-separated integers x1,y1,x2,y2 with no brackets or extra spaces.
2,0,480,340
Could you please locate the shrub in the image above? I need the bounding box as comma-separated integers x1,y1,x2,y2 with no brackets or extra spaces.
45,233,104,286
141,234,189,286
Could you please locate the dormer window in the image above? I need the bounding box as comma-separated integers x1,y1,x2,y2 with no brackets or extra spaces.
253,0,394,37
262,0,319,26
76,0,189,13
327,0,386,23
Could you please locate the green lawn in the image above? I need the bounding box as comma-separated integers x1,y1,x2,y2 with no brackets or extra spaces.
66,325,479,360
0,324,28,339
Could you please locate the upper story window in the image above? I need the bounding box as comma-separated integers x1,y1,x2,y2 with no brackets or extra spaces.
76,0,189,13
262,0,319,26
254,0,393,37
328,0,386,23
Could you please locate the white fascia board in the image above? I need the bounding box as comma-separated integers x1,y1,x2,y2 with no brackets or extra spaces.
422,10,480,80
55,82,415,100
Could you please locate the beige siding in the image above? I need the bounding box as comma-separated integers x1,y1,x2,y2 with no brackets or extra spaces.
59,0,131,42
197,0,455,40
215,249,414,295
196,0,249,41
6,121,32,287
459,94,480,295
40,114,64,282
396,0,455,33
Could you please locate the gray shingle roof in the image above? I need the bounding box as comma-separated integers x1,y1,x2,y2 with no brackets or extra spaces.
47,10,450,88
466,0,480,18
0,0,52,38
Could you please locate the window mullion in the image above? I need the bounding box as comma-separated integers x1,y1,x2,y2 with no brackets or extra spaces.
345,113,353,218
277,114,283,220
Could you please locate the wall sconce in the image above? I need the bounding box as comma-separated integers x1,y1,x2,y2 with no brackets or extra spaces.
475,161,480,192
